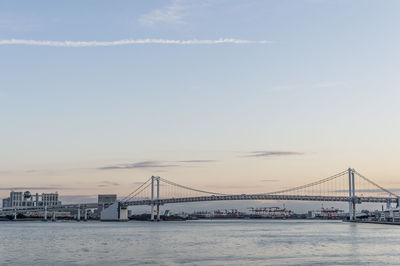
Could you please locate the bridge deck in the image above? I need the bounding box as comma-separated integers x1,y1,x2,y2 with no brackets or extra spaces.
124,194,397,206
0,194,397,214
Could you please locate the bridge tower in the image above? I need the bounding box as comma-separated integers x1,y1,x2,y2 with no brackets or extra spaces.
156,176,161,221
150,176,161,221
348,168,356,221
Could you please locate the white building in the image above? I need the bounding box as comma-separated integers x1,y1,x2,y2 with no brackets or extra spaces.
2,191,61,208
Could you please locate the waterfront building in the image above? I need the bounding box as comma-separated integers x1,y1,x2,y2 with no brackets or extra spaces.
307,207,344,219
98,194,117,205
2,198,10,208
2,191,61,208
41,193,60,206
96,194,118,218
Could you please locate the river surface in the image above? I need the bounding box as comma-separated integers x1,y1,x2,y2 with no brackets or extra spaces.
0,219,399,265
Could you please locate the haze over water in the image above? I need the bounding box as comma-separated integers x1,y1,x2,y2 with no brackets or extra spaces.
1,220,399,265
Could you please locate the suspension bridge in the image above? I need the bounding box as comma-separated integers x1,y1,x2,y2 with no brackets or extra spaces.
1,168,398,221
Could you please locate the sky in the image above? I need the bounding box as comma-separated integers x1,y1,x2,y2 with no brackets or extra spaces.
1,0,400,207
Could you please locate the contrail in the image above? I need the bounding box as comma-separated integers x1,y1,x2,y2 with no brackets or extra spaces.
0,38,271,47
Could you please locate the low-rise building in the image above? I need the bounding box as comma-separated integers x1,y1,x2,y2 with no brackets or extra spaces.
96,194,118,219
2,191,61,208
2,198,10,208
98,194,117,205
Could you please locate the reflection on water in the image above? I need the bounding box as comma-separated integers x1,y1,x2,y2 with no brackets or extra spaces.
1,220,400,265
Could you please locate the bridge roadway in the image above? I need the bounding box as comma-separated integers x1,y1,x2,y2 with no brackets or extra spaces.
1,194,397,215
0,203,101,215
123,194,398,206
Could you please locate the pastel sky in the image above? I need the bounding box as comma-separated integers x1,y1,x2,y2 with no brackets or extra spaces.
1,0,400,204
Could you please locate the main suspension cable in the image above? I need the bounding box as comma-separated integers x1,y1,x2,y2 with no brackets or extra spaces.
159,177,228,196
265,170,348,195
121,178,152,202
353,170,398,197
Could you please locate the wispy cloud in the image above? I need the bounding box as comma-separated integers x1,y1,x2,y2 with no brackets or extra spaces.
99,159,217,170
139,0,186,25
0,38,270,47
245,151,304,158
99,161,180,170
179,160,217,163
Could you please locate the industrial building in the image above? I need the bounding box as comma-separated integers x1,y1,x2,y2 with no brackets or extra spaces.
95,194,118,219
98,194,117,205
2,191,61,208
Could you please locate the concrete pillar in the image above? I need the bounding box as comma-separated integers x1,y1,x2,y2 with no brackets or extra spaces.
348,168,353,221
77,205,81,221
84,209,87,221
150,176,155,221
156,204,161,221
156,177,160,221
351,170,356,220
13,210,17,220
44,206,48,221
387,199,391,210
52,211,56,221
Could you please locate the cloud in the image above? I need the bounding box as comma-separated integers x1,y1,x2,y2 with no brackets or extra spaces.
99,159,218,170
179,160,217,163
245,151,304,157
139,0,186,25
0,38,270,47
99,161,180,170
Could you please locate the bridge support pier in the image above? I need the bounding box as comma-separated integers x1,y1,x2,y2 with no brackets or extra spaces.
386,199,392,210
44,206,47,221
156,204,160,221
150,176,161,221
150,176,155,221
156,177,160,221
150,206,155,221
348,168,356,221
77,205,81,221
84,209,87,221
13,210,17,221
52,211,56,221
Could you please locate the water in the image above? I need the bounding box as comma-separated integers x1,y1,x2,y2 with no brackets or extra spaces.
1,220,400,265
